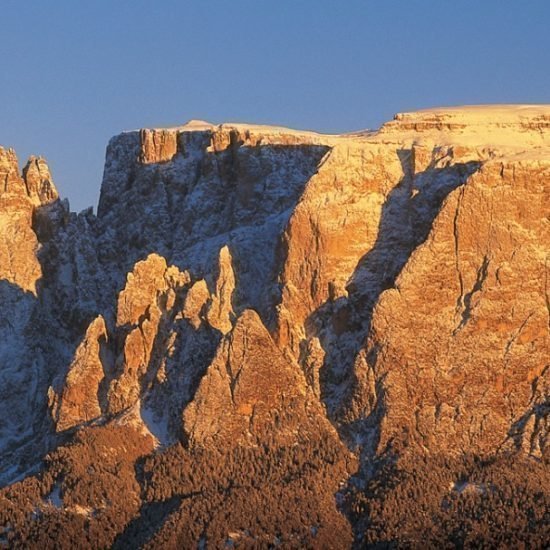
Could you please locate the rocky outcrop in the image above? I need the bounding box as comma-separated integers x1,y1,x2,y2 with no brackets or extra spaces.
183,309,323,446
54,316,108,431
205,245,235,334
0,147,26,196
0,148,58,209
181,278,209,328
107,254,190,415
139,129,179,164
0,148,44,293
22,156,59,206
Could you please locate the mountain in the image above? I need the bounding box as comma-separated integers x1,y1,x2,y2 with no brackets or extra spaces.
0,105,548,548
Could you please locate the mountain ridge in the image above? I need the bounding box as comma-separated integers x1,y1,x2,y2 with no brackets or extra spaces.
0,105,548,548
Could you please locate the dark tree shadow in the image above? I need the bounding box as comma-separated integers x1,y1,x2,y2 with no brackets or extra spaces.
112,495,183,549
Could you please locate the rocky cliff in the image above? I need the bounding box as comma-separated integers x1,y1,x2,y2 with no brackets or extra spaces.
0,106,548,548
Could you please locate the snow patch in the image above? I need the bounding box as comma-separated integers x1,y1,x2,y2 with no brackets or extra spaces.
45,483,63,508
451,480,487,495
140,404,174,447
115,400,174,448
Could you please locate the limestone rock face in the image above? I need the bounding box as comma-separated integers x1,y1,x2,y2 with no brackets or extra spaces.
1,106,549,547
115,253,189,327
0,148,43,293
22,156,59,206
139,128,179,164
0,147,26,196
181,278,209,328
359,158,549,457
275,142,401,353
183,309,322,446
205,245,235,334
107,254,191,415
54,316,108,431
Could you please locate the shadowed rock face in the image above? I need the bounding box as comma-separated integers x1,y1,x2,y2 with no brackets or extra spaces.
0,108,549,548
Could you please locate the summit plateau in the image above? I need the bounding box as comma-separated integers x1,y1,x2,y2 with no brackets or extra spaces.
0,105,548,548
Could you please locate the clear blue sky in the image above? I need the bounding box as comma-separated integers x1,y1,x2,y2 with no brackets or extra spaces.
2,0,549,211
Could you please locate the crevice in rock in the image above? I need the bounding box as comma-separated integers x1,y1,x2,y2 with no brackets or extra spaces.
453,185,466,309
453,254,490,335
